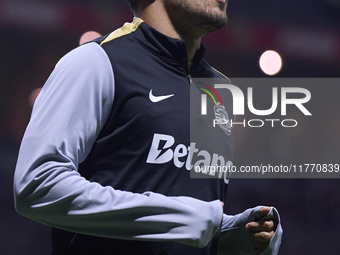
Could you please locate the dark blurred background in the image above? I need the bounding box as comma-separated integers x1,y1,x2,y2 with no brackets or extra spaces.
1,0,339,254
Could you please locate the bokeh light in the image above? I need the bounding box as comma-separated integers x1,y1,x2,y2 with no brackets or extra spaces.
79,31,102,45
29,87,42,108
259,50,283,76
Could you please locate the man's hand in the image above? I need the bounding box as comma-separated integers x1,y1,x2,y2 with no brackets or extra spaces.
245,207,275,254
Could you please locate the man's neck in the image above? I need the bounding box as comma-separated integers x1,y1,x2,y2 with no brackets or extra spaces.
139,1,201,62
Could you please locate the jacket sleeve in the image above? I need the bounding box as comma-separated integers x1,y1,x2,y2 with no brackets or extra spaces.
217,206,283,255
13,42,223,248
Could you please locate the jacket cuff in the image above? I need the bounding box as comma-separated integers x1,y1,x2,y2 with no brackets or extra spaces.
217,206,283,255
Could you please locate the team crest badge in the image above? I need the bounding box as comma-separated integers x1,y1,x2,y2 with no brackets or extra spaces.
197,82,232,137
214,102,232,136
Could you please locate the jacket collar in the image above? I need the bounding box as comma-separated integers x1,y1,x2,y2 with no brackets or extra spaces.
133,18,206,74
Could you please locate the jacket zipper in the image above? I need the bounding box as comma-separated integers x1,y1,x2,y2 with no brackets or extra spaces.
188,74,193,85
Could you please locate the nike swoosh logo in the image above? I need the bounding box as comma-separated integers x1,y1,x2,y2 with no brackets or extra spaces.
149,90,174,103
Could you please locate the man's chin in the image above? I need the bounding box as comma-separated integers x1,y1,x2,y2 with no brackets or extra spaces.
200,14,228,33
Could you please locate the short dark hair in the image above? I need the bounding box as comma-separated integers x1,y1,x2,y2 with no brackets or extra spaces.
126,0,139,13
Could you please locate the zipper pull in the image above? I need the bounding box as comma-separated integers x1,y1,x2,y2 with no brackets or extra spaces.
188,74,193,85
